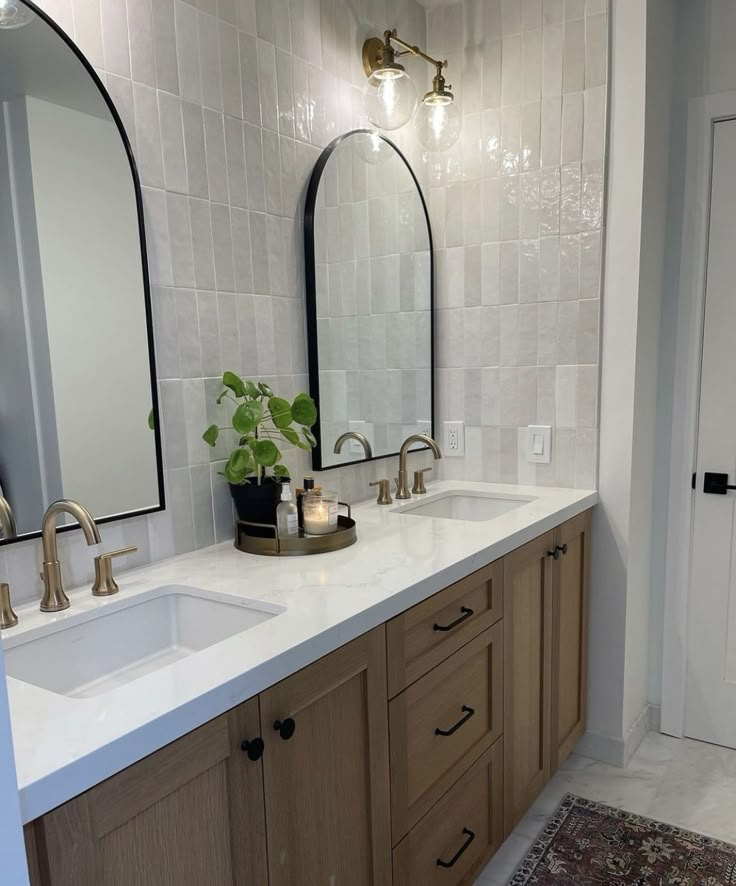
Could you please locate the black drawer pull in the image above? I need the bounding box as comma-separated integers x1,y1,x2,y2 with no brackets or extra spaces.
436,828,475,868
435,705,475,737
548,544,568,560
433,606,473,632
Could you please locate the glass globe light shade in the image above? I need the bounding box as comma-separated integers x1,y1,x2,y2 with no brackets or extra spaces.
362,68,417,131
414,95,462,152
0,0,34,28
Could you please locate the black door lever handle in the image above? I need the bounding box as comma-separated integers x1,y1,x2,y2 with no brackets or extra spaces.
704,472,736,495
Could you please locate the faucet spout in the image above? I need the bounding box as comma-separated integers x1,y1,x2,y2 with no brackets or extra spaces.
0,496,17,540
396,434,442,500
40,499,100,612
333,431,373,459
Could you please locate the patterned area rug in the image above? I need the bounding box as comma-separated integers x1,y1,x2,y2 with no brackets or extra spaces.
509,794,736,885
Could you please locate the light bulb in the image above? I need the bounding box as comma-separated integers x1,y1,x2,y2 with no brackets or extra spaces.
362,68,417,131
414,95,462,152
0,0,34,28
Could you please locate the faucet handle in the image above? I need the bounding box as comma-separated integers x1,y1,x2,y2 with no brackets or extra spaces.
369,479,393,506
92,546,137,597
412,467,432,495
0,583,18,629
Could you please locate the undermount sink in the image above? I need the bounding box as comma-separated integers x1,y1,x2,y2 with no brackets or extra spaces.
393,490,535,522
3,586,284,699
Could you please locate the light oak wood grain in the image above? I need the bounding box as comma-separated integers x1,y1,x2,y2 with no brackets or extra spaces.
551,510,591,772
389,622,503,845
259,626,392,886
31,700,267,886
387,560,503,698
392,740,503,886
503,530,554,836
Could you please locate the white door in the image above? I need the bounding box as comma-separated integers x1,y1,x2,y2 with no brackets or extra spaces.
686,117,736,748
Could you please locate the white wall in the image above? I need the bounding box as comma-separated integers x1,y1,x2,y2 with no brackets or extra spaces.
24,95,158,519
585,0,676,761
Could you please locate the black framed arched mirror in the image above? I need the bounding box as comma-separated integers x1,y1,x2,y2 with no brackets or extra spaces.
0,0,164,544
304,130,434,471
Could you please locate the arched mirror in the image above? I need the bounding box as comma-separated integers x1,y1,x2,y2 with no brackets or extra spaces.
304,130,434,471
0,0,163,543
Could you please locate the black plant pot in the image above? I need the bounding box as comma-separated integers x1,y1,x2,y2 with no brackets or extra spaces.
230,477,280,537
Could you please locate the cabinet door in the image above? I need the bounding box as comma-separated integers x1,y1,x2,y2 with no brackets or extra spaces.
259,626,392,886
503,530,554,835
551,510,591,772
29,699,267,886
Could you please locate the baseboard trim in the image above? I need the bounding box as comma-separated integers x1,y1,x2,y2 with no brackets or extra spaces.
575,704,657,767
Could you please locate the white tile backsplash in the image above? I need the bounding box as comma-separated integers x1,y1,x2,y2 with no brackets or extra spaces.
3,0,604,603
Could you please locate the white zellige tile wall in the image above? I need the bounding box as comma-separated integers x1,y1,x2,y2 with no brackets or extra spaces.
428,0,606,488
0,0,606,602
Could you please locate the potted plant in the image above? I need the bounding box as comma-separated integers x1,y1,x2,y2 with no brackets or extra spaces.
202,372,317,529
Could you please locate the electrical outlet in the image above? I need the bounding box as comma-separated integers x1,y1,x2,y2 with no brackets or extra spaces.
417,420,432,437
348,421,368,455
443,421,465,457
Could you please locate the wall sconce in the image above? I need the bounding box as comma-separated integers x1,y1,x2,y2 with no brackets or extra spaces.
362,29,461,152
0,0,34,28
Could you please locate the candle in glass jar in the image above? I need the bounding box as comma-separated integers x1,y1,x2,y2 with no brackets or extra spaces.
302,491,338,535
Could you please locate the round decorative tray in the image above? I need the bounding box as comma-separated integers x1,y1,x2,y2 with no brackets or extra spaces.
234,504,357,557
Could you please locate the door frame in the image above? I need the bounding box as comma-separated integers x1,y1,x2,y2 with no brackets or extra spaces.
662,91,736,737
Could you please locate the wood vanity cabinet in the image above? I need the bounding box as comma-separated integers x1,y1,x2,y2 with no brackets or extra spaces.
24,698,268,886
25,512,591,886
503,511,592,834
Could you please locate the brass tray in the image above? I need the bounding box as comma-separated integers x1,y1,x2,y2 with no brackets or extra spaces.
234,504,357,557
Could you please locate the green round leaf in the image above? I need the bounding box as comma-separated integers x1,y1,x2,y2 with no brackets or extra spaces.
252,439,280,467
258,382,274,397
232,401,264,435
224,448,252,484
291,393,317,427
244,380,261,398
269,397,293,429
222,371,246,398
280,427,300,446
272,464,290,479
202,424,220,447
302,428,317,448
148,409,155,431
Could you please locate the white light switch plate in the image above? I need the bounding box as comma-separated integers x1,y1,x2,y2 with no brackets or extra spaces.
527,425,552,464
443,421,465,457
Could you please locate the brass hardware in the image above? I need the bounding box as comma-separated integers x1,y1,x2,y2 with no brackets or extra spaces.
362,28,447,78
40,499,101,612
396,434,442,500
412,467,432,495
333,432,373,459
92,546,138,596
0,583,18,629
0,496,17,540
369,479,393,505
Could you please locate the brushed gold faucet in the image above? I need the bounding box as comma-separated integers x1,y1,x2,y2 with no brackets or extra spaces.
334,431,373,459
396,434,442,500
40,499,101,612
0,496,17,540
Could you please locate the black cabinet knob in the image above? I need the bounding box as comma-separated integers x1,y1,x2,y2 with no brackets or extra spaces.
240,737,264,761
273,717,296,740
547,547,561,560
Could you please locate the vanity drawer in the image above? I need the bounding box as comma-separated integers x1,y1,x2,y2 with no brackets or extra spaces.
386,560,503,697
389,623,503,843
393,739,503,886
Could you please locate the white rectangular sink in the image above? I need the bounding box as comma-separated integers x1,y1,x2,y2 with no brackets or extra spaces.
393,490,535,522
3,586,284,699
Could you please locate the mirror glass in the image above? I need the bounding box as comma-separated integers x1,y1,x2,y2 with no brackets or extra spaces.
305,131,433,470
0,1,162,542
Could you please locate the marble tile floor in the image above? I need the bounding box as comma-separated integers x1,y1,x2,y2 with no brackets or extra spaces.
474,730,736,884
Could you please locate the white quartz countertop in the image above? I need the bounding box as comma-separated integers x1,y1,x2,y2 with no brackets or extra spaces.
3,481,597,823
